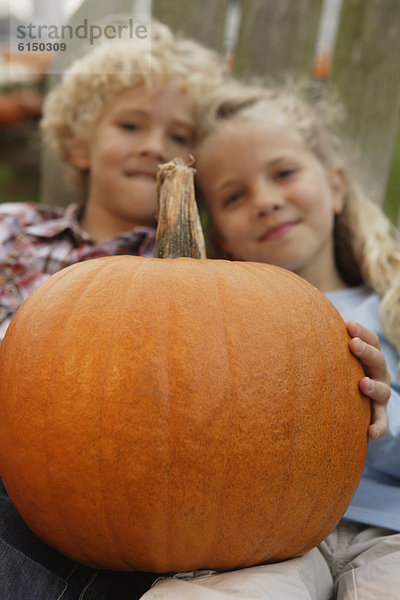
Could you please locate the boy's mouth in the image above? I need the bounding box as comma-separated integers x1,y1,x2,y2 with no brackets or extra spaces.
124,170,158,179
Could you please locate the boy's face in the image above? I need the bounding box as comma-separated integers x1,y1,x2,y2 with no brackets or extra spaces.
73,79,195,236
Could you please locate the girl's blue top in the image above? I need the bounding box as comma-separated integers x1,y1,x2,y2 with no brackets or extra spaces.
326,286,400,531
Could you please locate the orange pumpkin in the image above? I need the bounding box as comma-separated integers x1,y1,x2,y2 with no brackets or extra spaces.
0,161,369,573
0,90,43,127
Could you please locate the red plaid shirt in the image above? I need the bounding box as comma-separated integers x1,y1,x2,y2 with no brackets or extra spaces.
0,202,155,340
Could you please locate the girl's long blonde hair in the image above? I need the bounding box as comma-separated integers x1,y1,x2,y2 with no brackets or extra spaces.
195,82,400,372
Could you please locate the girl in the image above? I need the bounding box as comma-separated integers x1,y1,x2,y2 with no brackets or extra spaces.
144,83,400,598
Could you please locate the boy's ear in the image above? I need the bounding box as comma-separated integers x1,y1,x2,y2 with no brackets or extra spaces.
69,140,90,171
329,166,347,215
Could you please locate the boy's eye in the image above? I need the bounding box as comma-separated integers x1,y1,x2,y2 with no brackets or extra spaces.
171,133,192,146
120,122,139,131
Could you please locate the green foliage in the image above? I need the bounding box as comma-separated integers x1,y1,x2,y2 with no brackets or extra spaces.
0,162,39,204
383,131,400,225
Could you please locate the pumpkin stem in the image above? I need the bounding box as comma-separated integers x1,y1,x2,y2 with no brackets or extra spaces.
153,157,207,259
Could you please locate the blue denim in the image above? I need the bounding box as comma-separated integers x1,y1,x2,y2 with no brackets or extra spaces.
0,479,161,599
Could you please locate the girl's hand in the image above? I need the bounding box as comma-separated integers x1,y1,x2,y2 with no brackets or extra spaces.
346,321,391,440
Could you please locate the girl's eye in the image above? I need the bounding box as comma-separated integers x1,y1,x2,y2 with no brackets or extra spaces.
223,191,243,207
276,168,296,180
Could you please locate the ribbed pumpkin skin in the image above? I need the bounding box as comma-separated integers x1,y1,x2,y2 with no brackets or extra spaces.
0,255,369,572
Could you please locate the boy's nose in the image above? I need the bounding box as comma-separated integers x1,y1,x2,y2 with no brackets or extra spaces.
138,130,167,162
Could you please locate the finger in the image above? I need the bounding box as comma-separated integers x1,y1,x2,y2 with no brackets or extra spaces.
346,321,380,349
349,337,390,382
359,377,391,404
368,402,389,439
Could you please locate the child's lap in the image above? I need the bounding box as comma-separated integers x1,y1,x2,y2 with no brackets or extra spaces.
143,521,400,600
320,520,400,599
0,478,160,600
142,549,333,600
0,477,78,599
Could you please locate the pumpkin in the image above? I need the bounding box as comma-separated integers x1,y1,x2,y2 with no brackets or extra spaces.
0,90,43,127
0,160,369,573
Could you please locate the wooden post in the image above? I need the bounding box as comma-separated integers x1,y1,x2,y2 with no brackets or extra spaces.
151,0,231,52
233,0,324,80
329,0,400,206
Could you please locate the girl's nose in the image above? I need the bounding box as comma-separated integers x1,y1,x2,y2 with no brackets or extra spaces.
138,129,167,162
253,180,284,216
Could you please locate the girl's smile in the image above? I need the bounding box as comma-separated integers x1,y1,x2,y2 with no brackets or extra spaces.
258,218,301,242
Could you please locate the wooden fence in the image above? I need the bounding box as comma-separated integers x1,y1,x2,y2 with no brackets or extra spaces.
40,0,400,223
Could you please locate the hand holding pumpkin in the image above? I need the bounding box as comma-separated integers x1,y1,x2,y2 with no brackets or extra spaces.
347,320,391,440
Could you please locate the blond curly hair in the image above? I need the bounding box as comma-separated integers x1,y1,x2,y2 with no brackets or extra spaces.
41,20,227,187
194,81,400,370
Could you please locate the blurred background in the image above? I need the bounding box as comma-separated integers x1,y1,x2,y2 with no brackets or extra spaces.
0,0,83,206
1,0,400,223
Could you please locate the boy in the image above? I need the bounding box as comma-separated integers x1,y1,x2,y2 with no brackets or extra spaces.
0,21,226,600
0,21,225,341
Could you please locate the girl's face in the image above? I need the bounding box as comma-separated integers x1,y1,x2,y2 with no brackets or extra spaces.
196,117,346,291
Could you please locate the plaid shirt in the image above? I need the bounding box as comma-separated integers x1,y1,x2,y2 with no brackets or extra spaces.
0,202,155,341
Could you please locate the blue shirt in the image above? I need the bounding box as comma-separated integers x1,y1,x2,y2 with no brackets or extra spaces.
326,286,400,531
